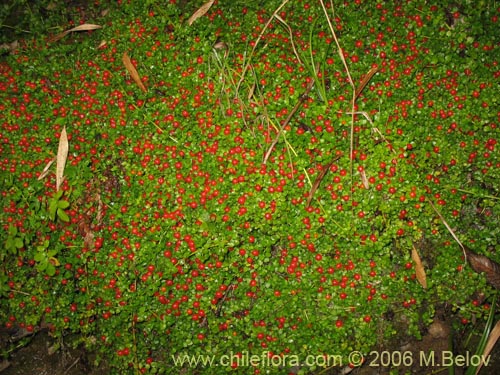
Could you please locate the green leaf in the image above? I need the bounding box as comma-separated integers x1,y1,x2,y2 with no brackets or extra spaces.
14,237,23,249
57,200,70,209
49,200,58,221
5,237,14,251
34,252,46,262
57,208,70,222
46,263,56,276
8,225,17,236
166,261,178,275
54,189,64,200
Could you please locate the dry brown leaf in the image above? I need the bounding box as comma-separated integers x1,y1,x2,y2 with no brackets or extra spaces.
56,126,68,191
0,40,19,54
187,0,215,26
67,24,102,32
49,23,102,42
354,65,379,101
411,245,427,289
84,231,95,250
38,157,56,180
122,52,147,93
465,247,500,289
475,320,500,375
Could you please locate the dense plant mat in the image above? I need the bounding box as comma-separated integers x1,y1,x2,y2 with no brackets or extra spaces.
1,0,499,374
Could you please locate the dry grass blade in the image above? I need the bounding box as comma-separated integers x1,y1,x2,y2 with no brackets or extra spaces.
320,0,357,194
248,82,256,101
411,245,427,289
187,0,215,26
359,169,369,189
306,156,340,208
236,0,291,92
319,0,353,90
475,320,500,375
428,198,467,259
56,126,68,191
273,14,303,65
122,52,147,93
38,157,55,180
96,192,104,225
49,23,102,42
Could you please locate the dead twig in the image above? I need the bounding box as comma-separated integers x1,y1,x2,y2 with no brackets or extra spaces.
344,110,396,154
63,357,80,375
263,70,316,164
427,198,467,260
319,0,356,193
306,155,341,208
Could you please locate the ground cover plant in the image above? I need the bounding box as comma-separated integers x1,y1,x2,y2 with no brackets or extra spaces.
1,0,499,374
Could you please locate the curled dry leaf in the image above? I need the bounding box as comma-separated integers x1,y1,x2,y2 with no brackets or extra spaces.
49,23,102,43
411,245,427,289
122,52,147,93
187,0,215,26
213,39,229,59
38,157,56,180
354,65,379,101
213,40,228,50
56,126,68,191
464,246,500,289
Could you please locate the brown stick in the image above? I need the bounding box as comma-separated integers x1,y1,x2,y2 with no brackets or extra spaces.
306,155,341,208
262,74,316,164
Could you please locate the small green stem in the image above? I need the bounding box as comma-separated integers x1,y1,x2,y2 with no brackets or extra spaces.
453,188,499,201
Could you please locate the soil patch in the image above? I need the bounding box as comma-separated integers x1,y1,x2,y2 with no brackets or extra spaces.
0,328,108,375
